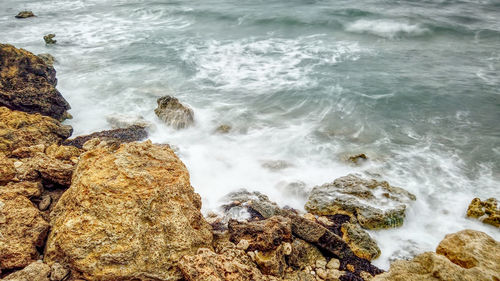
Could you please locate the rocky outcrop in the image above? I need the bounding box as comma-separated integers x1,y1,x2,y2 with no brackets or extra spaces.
44,140,212,280
1,261,50,281
373,230,499,281
15,11,35,19
154,96,194,129
0,107,72,156
63,125,147,149
466,197,499,227
0,193,49,270
305,174,416,229
0,44,70,120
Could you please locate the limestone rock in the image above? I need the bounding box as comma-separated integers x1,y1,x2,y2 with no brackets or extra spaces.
2,261,50,281
305,174,416,229
63,125,147,149
44,140,213,280
466,198,499,227
287,238,326,270
340,222,380,261
254,244,289,277
37,54,55,67
49,262,69,281
0,107,72,156
0,153,15,184
43,34,56,45
228,216,292,251
15,11,36,19
0,44,70,120
0,193,49,270
154,96,194,129
0,181,42,198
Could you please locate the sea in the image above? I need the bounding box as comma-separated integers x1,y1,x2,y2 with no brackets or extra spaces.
1,0,499,269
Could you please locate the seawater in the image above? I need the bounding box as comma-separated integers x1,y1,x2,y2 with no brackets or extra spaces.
1,0,499,269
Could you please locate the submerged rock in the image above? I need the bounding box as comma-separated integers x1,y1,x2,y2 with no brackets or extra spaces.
0,107,72,157
305,174,416,229
466,197,499,227
2,261,50,281
215,124,231,134
43,34,56,45
15,11,35,19
44,140,212,280
154,96,194,129
0,193,49,270
63,125,147,149
347,153,368,165
0,44,70,120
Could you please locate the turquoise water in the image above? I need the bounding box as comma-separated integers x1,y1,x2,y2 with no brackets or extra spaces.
1,0,499,268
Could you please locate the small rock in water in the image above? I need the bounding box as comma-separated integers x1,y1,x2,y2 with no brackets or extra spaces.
215,124,231,134
466,197,499,227
154,96,194,129
44,34,56,44
37,53,55,66
347,153,368,164
15,11,35,18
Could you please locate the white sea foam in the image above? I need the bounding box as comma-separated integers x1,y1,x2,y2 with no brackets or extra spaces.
346,19,429,38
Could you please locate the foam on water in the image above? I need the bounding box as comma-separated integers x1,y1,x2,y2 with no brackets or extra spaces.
346,19,429,38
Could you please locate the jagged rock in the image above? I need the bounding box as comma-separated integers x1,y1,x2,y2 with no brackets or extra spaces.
179,246,278,281
15,11,35,19
43,34,56,45
287,238,326,270
2,261,50,281
0,44,70,120
0,181,42,198
228,216,292,251
0,193,49,270
340,223,380,261
305,174,416,229
0,107,72,156
49,262,69,281
466,198,499,227
374,230,499,281
105,114,152,129
37,54,55,67
215,124,231,134
44,140,212,280
154,96,194,129
63,125,147,149
347,153,368,165
254,244,290,277
0,153,15,184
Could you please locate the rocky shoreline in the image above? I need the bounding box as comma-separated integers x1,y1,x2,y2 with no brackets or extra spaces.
0,43,498,281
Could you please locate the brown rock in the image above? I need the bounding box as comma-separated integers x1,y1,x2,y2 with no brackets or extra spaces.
38,195,52,211
2,261,50,281
228,216,292,251
37,54,55,67
0,153,15,184
466,198,499,227
43,34,56,45
63,125,147,149
44,140,213,280
0,44,70,120
0,193,49,270
49,262,69,281
254,244,291,277
0,107,72,156
15,11,36,19
287,238,326,270
154,96,194,129
340,222,381,261
0,181,42,198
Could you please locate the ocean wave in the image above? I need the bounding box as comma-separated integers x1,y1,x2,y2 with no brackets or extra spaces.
346,19,429,38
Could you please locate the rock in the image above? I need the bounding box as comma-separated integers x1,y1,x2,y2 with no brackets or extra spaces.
228,216,292,251
44,140,213,280
254,244,289,277
63,125,147,149
287,239,326,270
215,124,231,134
261,160,293,171
347,153,368,165
37,54,55,67
0,107,72,156
0,44,70,120
154,96,194,129
49,262,69,281
0,153,16,184
327,258,340,270
374,230,500,281
43,34,56,45
0,193,49,270
0,181,42,198
179,247,277,281
2,261,50,281
15,11,35,19
38,195,52,211
105,114,152,129
305,174,416,229
340,222,381,261
466,198,499,227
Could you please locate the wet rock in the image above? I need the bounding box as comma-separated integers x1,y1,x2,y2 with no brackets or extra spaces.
105,114,152,129
0,193,49,270
347,153,368,165
44,140,213,280
215,124,231,134
49,262,69,281
0,181,42,198
0,153,16,184
466,197,499,227
305,174,416,229
43,34,56,45
37,54,55,67
2,261,50,281
228,216,292,251
179,246,277,281
374,229,499,281
154,96,194,129
340,223,380,261
0,44,70,120
287,238,326,270
63,125,147,149
15,11,35,19
0,107,72,156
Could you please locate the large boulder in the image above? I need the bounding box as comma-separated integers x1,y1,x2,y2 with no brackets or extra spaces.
373,230,500,281
305,174,416,229
154,96,194,129
0,193,49,270
0,44,70,121
63,125,147,149
466,198,499,228
0,107,72,156
44,140,213,280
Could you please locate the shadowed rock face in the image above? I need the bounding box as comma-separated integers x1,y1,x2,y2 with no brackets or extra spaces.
0,44,70,121
63,125,148,149
154,96,194,129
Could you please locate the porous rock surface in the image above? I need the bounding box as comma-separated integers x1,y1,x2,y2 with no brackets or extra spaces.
305,174,416,229
466,197,499,227
1,261,50,281
44,140,213,280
